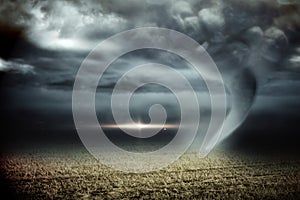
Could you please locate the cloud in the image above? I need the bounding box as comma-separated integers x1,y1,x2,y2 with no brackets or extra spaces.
198,1,225,42
287,48,300,71
1,0,298,92
290,56,300,68
28,1,129,51
0,58,34,74
0,0,130,51
0,0,298,53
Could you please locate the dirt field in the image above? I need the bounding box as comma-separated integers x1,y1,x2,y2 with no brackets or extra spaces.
1,147,300,199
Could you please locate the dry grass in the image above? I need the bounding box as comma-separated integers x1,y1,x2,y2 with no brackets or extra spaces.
1,148,300,199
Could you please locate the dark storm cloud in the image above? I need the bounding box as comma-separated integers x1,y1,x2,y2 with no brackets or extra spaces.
0,0,298,55
1,0,299,97
0,0,300,149
0,0,298,110
0,23,25,59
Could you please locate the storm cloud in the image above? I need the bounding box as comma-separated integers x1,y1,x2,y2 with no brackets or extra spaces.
0,0,300,151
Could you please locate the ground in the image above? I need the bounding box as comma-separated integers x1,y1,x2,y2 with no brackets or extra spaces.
1,147,300,199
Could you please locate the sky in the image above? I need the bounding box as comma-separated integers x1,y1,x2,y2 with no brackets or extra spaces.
0,0,300,153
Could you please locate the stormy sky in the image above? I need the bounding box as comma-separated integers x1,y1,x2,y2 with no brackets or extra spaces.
0,0,300,153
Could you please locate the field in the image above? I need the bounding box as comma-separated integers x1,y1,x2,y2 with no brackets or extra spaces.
1,147,300,199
